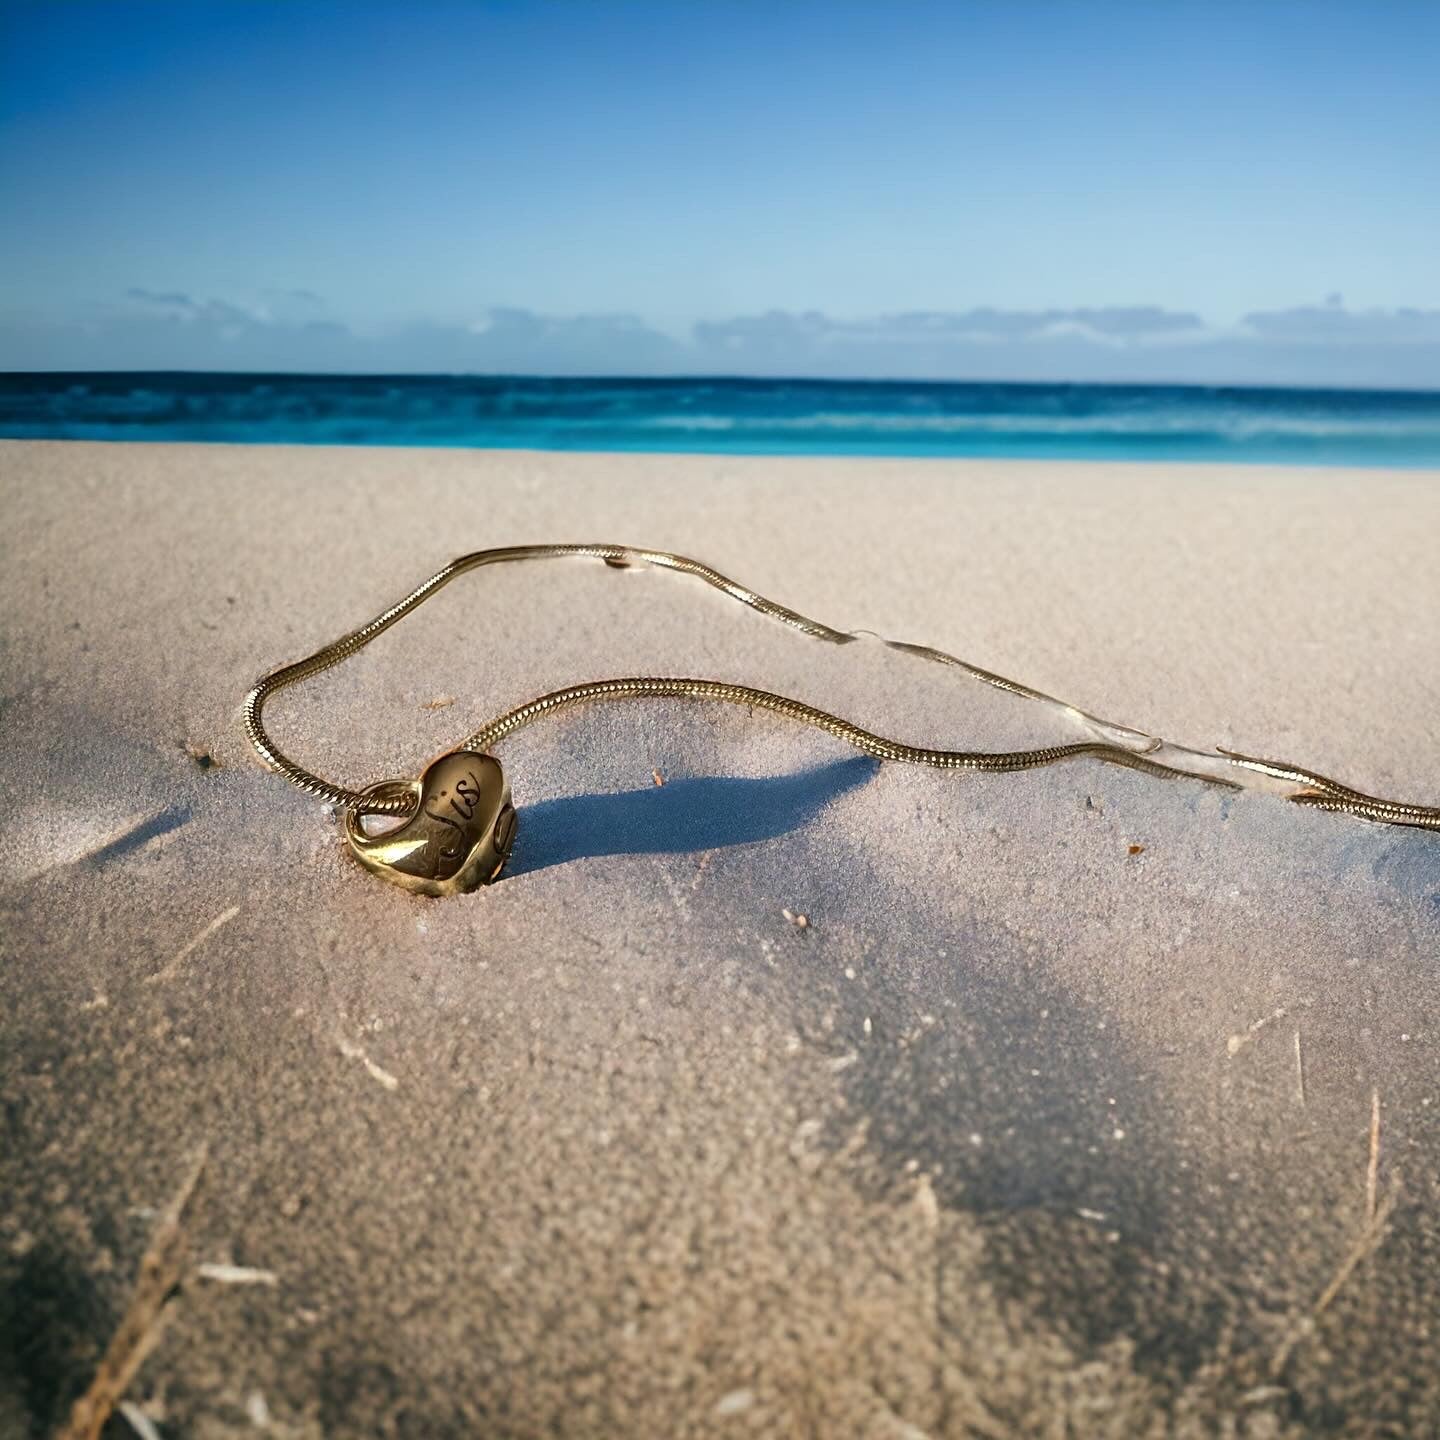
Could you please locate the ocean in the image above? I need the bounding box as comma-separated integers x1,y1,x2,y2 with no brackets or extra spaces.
3,373,1440,467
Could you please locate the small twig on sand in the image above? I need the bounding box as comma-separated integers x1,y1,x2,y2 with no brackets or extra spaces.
1270,1092,1397,1382
194,1262,277,1286
145,907,239,985
1270,1186,1397,1380
1293,1030,1306,1107
117,1401,163,1440
54,1145,208,1440
1366,1088,1381,1223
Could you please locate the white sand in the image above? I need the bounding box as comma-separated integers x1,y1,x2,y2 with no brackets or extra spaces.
1,440,1437,1436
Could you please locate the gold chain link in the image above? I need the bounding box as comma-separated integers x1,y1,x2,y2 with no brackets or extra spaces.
244,543,1440,831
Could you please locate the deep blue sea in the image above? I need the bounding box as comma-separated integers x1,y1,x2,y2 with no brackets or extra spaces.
4,373,1440,467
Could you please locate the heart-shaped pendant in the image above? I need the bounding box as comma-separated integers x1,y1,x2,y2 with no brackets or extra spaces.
344,751,516,896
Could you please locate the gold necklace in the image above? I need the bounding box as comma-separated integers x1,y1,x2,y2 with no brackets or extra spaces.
243,543,1440,896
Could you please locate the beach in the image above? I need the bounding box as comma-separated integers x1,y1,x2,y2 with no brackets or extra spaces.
2,439,1438,1437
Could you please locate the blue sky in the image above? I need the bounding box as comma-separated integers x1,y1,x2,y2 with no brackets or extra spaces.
2,0,1438,383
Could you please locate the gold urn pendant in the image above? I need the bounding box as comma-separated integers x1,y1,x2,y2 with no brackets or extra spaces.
345,752,516,897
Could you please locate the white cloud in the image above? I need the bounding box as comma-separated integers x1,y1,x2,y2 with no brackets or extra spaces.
2,294,1438,388
1242,304,1440,345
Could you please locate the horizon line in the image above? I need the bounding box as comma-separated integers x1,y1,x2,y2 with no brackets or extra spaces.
4,368,1440,399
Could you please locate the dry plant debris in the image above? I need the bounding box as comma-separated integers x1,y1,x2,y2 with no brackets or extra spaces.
53,1146,208,1440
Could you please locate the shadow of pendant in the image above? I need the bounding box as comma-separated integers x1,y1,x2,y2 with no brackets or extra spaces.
503,756,878,879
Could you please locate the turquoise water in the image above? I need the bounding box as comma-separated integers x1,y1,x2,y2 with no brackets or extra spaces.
4,373,1440,467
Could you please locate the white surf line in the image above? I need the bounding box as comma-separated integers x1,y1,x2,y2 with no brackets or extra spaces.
144,906,240,985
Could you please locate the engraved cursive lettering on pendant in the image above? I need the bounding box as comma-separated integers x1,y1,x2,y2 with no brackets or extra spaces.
344,752,516,897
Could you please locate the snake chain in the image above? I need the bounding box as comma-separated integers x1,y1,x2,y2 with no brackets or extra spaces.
243,543,1440,832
